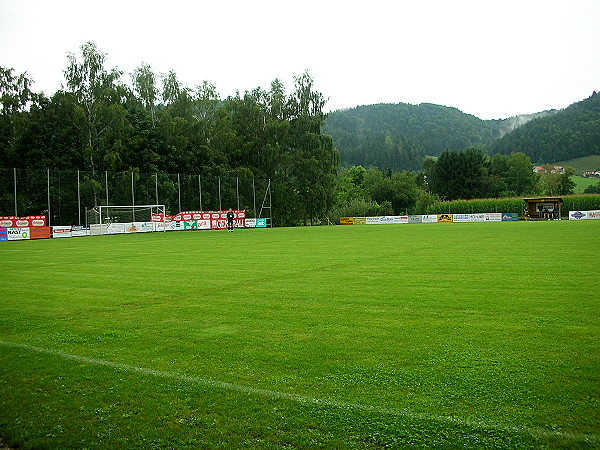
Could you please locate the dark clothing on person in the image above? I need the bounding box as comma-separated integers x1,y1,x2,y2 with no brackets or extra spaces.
226,210,235,231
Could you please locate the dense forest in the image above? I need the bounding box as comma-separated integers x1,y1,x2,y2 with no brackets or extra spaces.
325,96,598,172
489,92,600,162
0,43,338,225
325,102,496,171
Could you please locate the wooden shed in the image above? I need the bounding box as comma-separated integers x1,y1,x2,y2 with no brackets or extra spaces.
523,197,563,220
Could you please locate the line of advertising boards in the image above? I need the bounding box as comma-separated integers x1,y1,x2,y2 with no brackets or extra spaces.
340,210,600,225
340,213,519,225
0,211,268,242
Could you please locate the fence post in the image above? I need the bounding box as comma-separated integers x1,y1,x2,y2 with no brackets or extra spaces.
105,171,109,207
155,173,159,205
177,173,181,213
13,168,17,216
269,179,272,227
47,169,51,227
131,171,135,206
218,176,222,210
77,170,81,225
198,175,202,211
252,178,256,218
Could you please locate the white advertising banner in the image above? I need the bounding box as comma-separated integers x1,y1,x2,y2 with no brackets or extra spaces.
106,223,125,234
569,211,588,220
196,219,211,230
469,213,487,222
52,226,72,238
154,222,168,232
453,214,469,223
124,222,154,233
366,216,395,225
588,210,600,220
90,223,125,235
166,221,184,231
71,226,89,237
90,224,106,235
392,216,409,224
7,227,30,240
569,210,600,220
422,215,438,223
486,213,502,222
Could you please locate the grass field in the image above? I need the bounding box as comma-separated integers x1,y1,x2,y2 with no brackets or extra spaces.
556,155,600,193
1,222,599,449
572,175,599,193
556,155,600,173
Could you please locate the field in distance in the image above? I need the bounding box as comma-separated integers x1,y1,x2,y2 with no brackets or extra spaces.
0,222,598,448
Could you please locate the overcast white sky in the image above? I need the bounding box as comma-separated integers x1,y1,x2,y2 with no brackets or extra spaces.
1,0,598,120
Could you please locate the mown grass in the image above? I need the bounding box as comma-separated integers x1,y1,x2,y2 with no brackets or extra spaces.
0,222,599,449
572,175,599,193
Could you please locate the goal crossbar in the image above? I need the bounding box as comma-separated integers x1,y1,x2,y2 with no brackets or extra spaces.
87,204,166,226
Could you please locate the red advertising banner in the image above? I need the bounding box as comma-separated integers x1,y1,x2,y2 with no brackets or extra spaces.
151,213,173,223
151,210,246,228
30,227,51,240
164,210,246,229
0,215,47,228
211,218,246,229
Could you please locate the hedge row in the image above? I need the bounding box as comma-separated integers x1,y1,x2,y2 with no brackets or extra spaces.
424,194,600,216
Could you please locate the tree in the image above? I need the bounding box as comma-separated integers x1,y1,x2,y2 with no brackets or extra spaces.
584,181,600,194
0,67,33,114
161,69,183,105
0,67,35,166
336,165,366,204
506,152,537,195
131,63,158,121
275,72,339,225
537,165,575,195
363,168,419,214
556,167,576,195
427,148,493,200
63,41,129,173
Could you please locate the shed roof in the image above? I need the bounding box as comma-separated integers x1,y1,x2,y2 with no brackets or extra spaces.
523,197,564,204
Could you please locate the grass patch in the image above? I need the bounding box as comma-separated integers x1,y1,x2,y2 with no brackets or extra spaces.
572,175,599,193
1,223,599,448
556,155,600,173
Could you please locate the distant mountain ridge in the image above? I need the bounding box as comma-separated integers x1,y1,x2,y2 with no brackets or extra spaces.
490,110,559,139
490,92,599,162
324,95,596,171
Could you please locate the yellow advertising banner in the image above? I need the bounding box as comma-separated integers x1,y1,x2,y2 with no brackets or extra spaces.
353,217,367,225
340,217,354,225
437,214,453,223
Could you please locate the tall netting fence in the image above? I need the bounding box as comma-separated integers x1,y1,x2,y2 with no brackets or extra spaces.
0,168,271,226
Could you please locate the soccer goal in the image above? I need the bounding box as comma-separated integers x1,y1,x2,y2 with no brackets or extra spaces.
86,205,166,229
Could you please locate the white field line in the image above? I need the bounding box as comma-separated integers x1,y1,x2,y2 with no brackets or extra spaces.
1,340,598,443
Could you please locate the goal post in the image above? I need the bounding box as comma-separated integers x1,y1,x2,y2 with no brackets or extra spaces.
87,205,166,234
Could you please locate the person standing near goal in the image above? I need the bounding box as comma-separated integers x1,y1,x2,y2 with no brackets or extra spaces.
226,208,235,232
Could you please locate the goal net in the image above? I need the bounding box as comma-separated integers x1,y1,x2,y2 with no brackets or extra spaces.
87,205,166,226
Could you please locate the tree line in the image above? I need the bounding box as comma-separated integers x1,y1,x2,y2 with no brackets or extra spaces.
330,149,575,221
0,42,338,226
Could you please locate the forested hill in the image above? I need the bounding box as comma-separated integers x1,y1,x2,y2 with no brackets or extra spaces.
324,102,560,171
489,92,600,163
